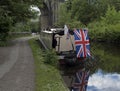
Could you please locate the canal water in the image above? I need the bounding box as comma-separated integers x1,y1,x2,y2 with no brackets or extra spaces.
59,43,120,91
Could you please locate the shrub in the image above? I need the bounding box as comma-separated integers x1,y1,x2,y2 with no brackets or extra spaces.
44,49,58,66
88,6,120,43
0,14,12,41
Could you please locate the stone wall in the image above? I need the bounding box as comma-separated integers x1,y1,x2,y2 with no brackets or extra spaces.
40,0,65,30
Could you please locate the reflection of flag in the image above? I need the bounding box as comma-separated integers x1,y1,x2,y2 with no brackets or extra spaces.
64,25,70,39
72,70,90,91
74,29,90,58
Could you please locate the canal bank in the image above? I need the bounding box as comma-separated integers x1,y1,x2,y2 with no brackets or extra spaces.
29,38,120,91
29,38,68,91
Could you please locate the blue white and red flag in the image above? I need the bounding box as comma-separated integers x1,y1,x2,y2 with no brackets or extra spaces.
74,29,91,58
72,70,90,91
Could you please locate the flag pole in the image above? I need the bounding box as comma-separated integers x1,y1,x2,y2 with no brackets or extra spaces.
69,33,74,51
64,24,74,51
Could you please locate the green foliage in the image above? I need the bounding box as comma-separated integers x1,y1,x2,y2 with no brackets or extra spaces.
67,21,86,29
65,0,72,11
57,4,86,28
11,22,30,32
101,6,120,25
58,0,105,26
57,0,120,43
0,0,43,23
28,0,44,8
29,21,40,33
107,0,120,11
44,49,58,66
10,20,40,33
71,0,95,24
57,3,72,27
58,0,120,26
0,13,12,41
91,43,120,73
61,0,108,25
0,0,42,44
0,41,8,47
88,22,120,43
88,6,120,43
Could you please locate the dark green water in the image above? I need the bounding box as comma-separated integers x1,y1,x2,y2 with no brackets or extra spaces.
60,43,120,91
91,43,120,73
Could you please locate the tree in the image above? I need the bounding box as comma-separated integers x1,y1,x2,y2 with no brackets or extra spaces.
58,0,120,25
0,0,43,24
70,0,107,25
57,3,72,27
57,1,86,28
0,0,43,41
106,0,120,11
0,7,12,41
101,6,120,25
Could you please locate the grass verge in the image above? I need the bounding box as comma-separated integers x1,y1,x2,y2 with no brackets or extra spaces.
29,38,68,91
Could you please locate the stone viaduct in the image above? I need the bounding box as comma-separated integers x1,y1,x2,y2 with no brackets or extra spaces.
40,0,65,30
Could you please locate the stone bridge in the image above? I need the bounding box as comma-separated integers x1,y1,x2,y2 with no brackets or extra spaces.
40,0,65,30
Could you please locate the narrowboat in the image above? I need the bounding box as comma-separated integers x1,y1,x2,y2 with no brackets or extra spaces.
39,28,95,67
39,28,80,65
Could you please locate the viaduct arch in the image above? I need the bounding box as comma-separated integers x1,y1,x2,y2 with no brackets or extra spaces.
40,0,65,30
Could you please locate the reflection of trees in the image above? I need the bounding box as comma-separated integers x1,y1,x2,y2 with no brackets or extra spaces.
91,42,120,73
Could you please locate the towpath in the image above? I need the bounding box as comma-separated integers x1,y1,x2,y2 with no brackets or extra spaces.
0,37,35,91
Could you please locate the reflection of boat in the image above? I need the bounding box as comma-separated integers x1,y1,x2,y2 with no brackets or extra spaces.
59,66,90,91
71,69,90,91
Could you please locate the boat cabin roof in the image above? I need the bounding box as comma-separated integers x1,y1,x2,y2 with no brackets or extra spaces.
41,28,74,35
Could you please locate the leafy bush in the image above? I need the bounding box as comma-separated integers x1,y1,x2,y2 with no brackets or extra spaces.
67,21,86,29
101,6,120,25
0,41,8,47
88,6,120,43
0,11,12,42
44,49,58,66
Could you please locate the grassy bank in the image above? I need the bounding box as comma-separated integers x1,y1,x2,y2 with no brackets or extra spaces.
29,38,68,91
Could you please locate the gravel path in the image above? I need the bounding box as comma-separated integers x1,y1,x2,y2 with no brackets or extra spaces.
0,37,35,91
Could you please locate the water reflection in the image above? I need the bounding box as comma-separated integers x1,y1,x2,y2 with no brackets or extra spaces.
59,43,120,91
60,64,120,91
71,69,90,91
91,43,120,73
87,69,120,91
59,64,91,91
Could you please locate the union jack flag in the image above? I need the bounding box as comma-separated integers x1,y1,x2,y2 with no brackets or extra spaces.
72,70,90,91
74,29,91,58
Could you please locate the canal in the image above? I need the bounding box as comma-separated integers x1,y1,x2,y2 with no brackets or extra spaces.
59,42,120,91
